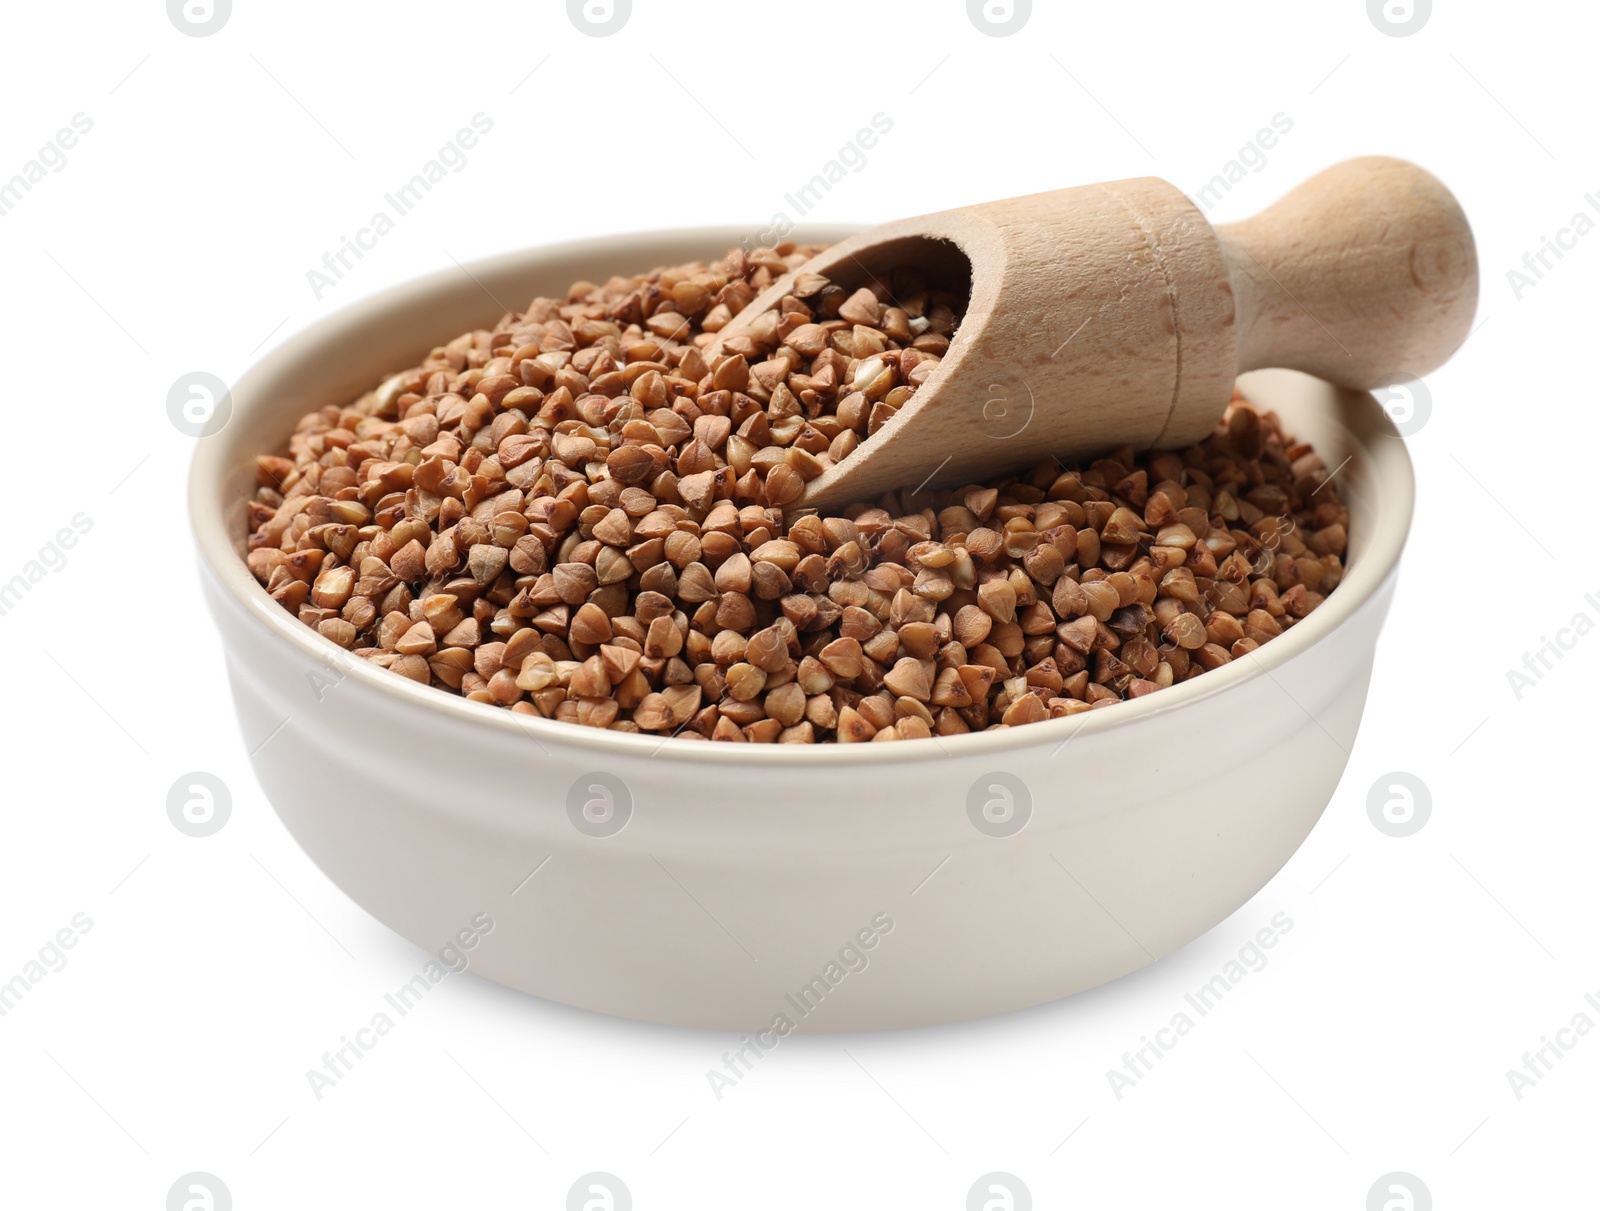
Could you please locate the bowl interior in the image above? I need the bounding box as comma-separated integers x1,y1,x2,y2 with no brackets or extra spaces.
190,228,1414,765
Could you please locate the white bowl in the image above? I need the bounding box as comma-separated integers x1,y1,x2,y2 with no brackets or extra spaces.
190,227,1413,1032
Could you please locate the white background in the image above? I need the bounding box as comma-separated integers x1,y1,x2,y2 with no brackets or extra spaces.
0,0,1593,1207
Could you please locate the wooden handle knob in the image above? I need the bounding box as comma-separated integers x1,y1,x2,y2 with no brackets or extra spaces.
1216,156,1478,388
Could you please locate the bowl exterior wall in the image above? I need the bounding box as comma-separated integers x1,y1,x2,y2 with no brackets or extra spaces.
204,562,1391,1031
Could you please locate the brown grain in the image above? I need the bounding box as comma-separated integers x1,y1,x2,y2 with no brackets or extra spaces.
244,243,1347,742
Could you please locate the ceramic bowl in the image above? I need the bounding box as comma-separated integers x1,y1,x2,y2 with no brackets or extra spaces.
189,227,1413,1031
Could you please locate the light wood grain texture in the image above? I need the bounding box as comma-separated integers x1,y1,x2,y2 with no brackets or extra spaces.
714,156,1477,510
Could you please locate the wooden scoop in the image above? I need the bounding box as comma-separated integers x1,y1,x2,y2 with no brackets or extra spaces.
714,156,1477,510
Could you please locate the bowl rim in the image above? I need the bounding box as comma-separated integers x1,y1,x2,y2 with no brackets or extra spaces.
189,227,1415,768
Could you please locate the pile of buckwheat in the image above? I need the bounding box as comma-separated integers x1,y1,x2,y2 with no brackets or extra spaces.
245,243,1348,743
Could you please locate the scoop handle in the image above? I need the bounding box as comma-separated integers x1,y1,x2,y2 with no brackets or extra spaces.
1216,156,1478,388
